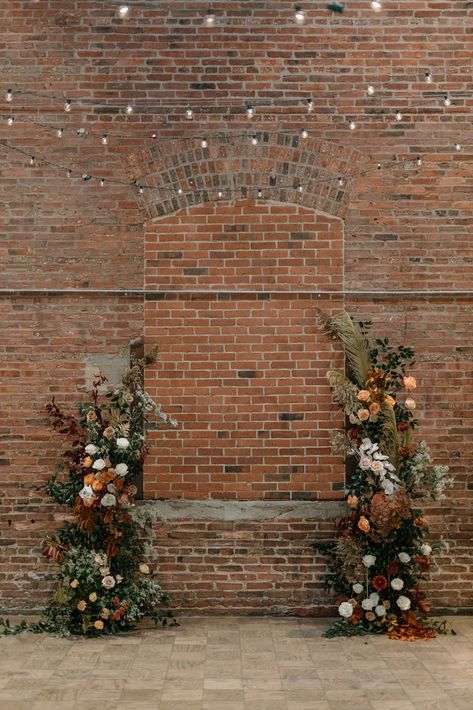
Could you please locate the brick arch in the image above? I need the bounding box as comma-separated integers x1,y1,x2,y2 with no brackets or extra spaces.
126,133,364,222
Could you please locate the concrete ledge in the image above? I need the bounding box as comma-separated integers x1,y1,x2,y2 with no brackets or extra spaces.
138,499,346,522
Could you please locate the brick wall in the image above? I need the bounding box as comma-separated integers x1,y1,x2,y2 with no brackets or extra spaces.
1,0,473,613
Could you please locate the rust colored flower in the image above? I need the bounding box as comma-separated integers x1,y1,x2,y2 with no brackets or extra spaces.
387,561,399,576
84,473,95,486
385,395,396,407
415,517,427,527
415,555,430,571
83,497,95,508
347,494,358,507
86,410,97,422
397,423,410,432
83,456,93,468
99,470,116,484
357,516,371,533
92,479,104,492
94,620,104,630
103,426,115,439
357,390,371,402
372,575,388,591
369,402,380,415
399,447,411,458
403,376,417,391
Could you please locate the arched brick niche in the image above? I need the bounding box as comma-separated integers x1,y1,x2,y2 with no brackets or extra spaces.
127,133,363,221
143,199,345,500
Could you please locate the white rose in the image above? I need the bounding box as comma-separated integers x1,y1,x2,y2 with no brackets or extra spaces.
115,463,129,477
85,444,98,455
79,485,95,501
362,554,376,568
100,493,116,507
421,544,432,556
370,460,384,475
398,552,411,564
375,605,387,617
360,438,373,450
359,456,371,471
92,458,106,471
391,578,404,591
381,479,396,496
362,598,375,610
116,437,129,449
369,592,379,605
396,595,411,611
101,575,116,590
352,583,364,594
338,602,354,619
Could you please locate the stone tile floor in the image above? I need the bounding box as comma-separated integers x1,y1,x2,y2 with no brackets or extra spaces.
0,616,472,709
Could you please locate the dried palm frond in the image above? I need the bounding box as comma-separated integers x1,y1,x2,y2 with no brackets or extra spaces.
319,310,371,387
327,369,359,415
378,402,399,470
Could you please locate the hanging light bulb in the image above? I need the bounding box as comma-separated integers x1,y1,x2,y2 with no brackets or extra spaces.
301,128,308,139
100,178,105,187
64,99,72,112
257,188,263,198
307,97,314,113
251,134,258,145
425,70,433,83
246,104,255,118
416,156,422,166
395,110,402,122
5,88,13,103
29,156,35,166
444,95,451,107
6,116,14,126
370,1,382,11
118,5,129,18
349,120,356,130
186,106,193,119
57,127,64,137
102,133,108,145
126,104,134,115
204,9,216,25
201,138,208,148
367,85,375,96
294,4,305,23
217,190,223,198
152,133,157,139
454,142,462,151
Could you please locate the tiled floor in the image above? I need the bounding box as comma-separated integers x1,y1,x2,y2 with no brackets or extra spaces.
0,616,472,709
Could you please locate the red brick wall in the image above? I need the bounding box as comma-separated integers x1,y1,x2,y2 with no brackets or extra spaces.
1,0,473,613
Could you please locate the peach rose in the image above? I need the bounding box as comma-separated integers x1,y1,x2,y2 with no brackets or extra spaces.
357,390,371,402
101,608,110,619
92,479,104,492
70,579,79,589
403,376,416,391
139,563,150,574
77,600,86,611
94,620,104,630
84,473,95,486
86,410,97,422
83,456,93,468
385,395,396,407
358,409,370,421
103,426,115,439
89,592,97,602
347,494,358,507
405,398,416,410
369,402,380,415
357,516,371,533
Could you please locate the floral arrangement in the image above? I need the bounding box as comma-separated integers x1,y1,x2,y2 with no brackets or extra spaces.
1,349,177,637
316,311,453,640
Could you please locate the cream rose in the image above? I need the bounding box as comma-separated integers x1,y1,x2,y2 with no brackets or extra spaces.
85,444,99,455
396,595,411,611
115,463,128,477
375,605,387,617
116,437,130,449
405,398,416,410
101,575,116,590
361,597,375,611
79,485,95,501
398,552,411,564
421,544,432,556
352,583,364,594
338,602,354,619
370,460,384,475
100,493,116,507
362,554,376,568
92,458,106,471
359,456,371,471
391,578,404,591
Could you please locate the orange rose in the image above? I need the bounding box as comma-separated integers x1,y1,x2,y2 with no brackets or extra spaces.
347,494,358,507
99,470,116,484
357,390,371,402
385,395,396,407
357,516,370,533
83,497,95,507
358,409,370,421
84,473,95,486
92,479,104,492
415,517,427,527
83,456,93,468
405,398,416,410
94,620,104,630
403,376,416,391
369,402,380,415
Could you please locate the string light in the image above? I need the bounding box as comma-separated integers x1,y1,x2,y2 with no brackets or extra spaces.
294,4,305,23
178,188,183,195
118,5,129,17
370,1,382,11
5,88,13,103
126,104,134,115
204,9,215,25
7,116,14,126
425,70,433,83
444,95,451,107
349,120,356,130
102,133,108,145
417,157,422,166
246,104,255,119
152,133,157,139
29,156,35,166
201,138,208,148
251,134,258,145
337,176,343,187
307,97,314,113
186,106,193,119
367,85,375,96
257,188,263,198
454,142,462,151
100,178,105,187
395,111,402,122
56,127,63,138
138,184,144,194
64,99,71,112
67,169,72,178
297,184,303,193
301,128,308,139
377,163,382,170
217,190,223,198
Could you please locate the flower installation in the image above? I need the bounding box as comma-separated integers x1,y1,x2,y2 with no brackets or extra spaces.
0,349,178,637
316,311,454,640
